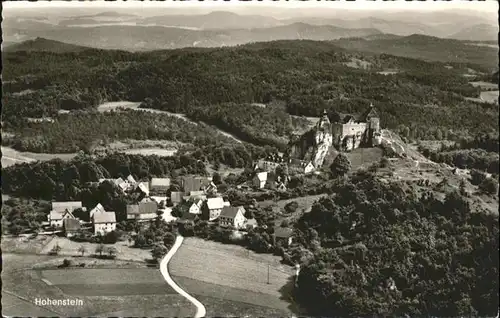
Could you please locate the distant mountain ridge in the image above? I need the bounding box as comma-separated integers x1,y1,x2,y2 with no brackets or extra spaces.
448,23,499,42
3,23,381,51
3,37,93,53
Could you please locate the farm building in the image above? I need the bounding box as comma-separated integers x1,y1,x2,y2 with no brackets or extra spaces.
93,210,117,235
219,206,246,228
253,172,268,189
48,201,83,227
244,218,258,230
170,191,184,206
63,218,81,237
150,178,171,195
273,227,294,247
89,203,105,219
206,197,225,221
127,201,158,221
181,176,204,193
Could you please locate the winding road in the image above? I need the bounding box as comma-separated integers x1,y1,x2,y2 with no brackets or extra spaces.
160,236,206,318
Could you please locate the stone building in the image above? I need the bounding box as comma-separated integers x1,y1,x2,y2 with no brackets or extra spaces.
331,104,381,151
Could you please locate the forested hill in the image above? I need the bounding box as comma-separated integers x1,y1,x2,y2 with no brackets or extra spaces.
3,37,93,53
332,34,499,71
3,39,498,153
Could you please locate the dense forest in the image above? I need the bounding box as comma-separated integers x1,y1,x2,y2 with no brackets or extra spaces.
418,133,500,174
293,172,498,317
3,40,498,154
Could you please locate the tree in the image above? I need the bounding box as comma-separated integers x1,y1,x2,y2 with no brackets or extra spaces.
151,243,168,262
50,243,62,255
95,243,105,257
330,153,351,177
212,172,222,185
78,245,87,257
106,246,117,258
163,232,176,249
479,177,498,195
284,201,299,214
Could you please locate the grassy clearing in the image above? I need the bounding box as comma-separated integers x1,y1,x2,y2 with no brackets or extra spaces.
169,237,295,313
2,253,193,316
206,164,245,177
1,235,54,254
120,147,178,157
41,268,175,296
172,275,295,315
347,147,384,169
469,81,498,90
1,146,77,167
97,101,141,112
32,256,149,270
480,90,499,103
40,237,151,262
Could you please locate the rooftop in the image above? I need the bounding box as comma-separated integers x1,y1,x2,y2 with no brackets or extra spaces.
93,210,116,224
207,197,225,210
51,201,82,212
220,206,245,219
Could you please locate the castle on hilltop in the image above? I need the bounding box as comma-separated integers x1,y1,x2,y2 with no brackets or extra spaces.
286,104,382,168
321,104,382,151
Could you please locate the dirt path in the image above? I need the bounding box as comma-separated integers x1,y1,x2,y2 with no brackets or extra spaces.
160,236,206,318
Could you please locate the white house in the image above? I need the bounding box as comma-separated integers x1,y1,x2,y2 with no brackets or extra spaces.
89,203,105,219
48,201,84,228
219,206,246,228
188,199,204,215
204,182,218,194
135,182,150,197
48,209,76,228
206,197,225,221
253,172,268,189
303,161,315,174
93,210,117,235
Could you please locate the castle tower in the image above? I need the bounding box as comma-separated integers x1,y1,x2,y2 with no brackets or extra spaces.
317,109,331,131
361,103,380,145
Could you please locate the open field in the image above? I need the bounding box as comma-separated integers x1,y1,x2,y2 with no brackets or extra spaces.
469,81,498,90
347,147,384,169
169,237,295,314
259,194,327,213
172,276,295,316
343,57,372,69
1,235,54,254
41,268,175,296
120,147,178,157
1,146,77,167
206,164,245,177
2,253,195,316
97,101,141,112
40,237,151,262
480,90,499,103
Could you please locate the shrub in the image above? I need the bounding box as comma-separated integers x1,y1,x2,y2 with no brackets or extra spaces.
62,259,72,268
479,177,499,195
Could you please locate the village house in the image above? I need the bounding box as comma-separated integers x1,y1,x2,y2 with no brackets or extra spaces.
206,197,225,221
150,178,171,196
244,218,258,230
93,209,117,235
63,218,81,237
181,176,204,193
188,199,204,215
276,181,287,192
170,191,184,206
89,203,105,219
126,174,137,186
219,206,246,229
254,155,283,172
302,161,315,174
48,201,84,228
126,201,158,222
273,227,294,247
135,181,150,197
253,172,268,189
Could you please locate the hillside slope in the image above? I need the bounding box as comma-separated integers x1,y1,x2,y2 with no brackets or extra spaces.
333,34,499,70
448,23,499,42
3,37,93,53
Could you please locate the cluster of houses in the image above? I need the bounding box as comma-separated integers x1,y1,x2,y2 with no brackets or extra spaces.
248,153,316,191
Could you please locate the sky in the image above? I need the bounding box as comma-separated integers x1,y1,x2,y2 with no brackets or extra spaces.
4,0,498,12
